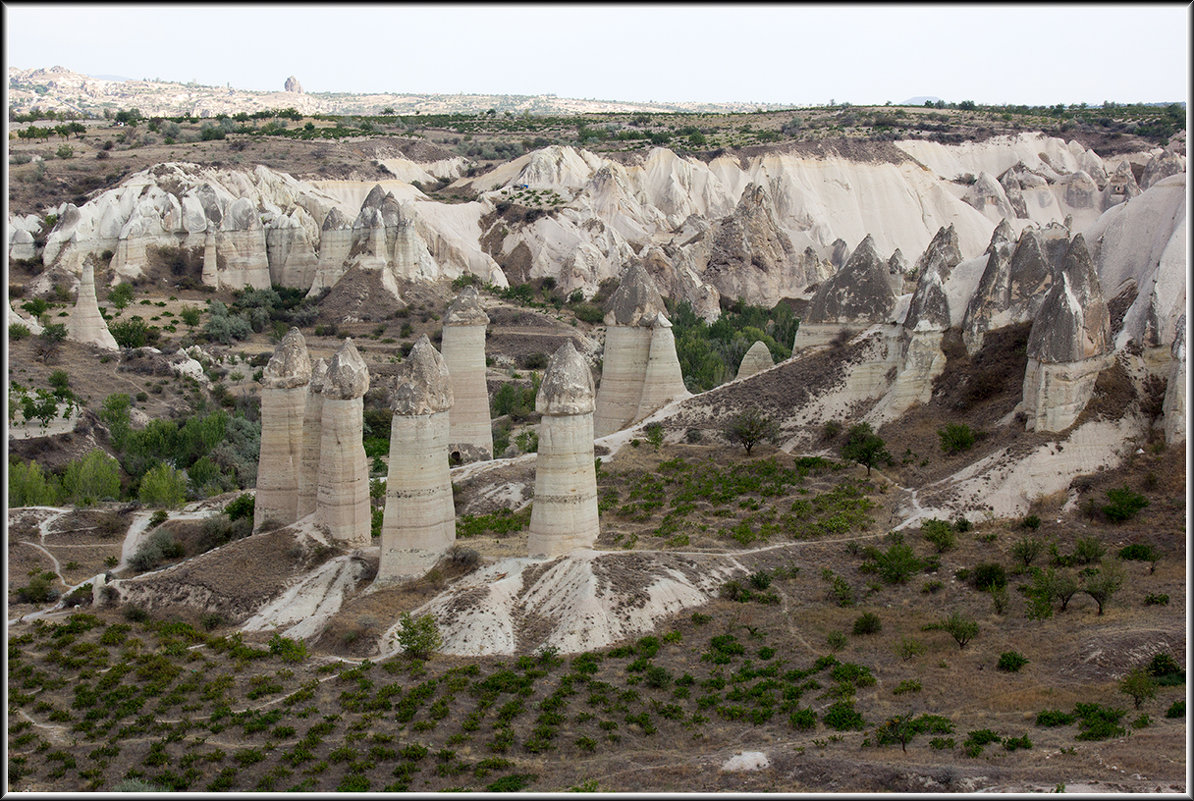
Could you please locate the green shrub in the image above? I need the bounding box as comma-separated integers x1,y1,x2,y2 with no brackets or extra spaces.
822,701,865,731
937,613,978,649
1147,652,1184,684
789,707,817,730
920,519,956,552
1002,734,1032,751
971,562,1007,591
138,463,187,508
10,322,31,340
1164,700,1184,718
1035,709,1076,727
852,612,881,635
1073,536,1106,564
937,423,977,454
396,613,442,659
61,450,122,506
862,540,923,584
9,458,63,506
1118,543,1158,563
1102,486,1148,522
16,571,59,603
1073,702,1126,740
996,651,1029,672
1011,536,1045,567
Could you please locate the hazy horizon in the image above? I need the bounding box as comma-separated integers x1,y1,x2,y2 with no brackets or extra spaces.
5,4,1190,107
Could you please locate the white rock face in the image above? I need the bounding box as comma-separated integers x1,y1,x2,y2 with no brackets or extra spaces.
722,751,770,772
441,286,493,462
254,329,312,530
735,340,775,381
316,340,371,546
297,358,328,519
635,316,691,421
527,342,600,558
65,262,119,350
9,227,36,260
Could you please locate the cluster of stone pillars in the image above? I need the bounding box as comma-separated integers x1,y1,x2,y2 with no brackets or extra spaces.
253,287,605,577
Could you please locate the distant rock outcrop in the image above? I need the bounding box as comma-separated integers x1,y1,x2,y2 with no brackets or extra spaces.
1022,235,1111,432
1101,161,1141,210
284,76,303,94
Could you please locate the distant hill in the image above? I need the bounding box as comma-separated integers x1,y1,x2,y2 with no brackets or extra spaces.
903,96,944,105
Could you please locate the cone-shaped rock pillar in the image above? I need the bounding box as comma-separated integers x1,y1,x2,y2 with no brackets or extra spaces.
736,340,775,381
296,358,329,519
1022,235,1111,432
378,336,456,581
962,225,1054,356
66,262,119,350
527,341,600,558
441,286,493,462
255,328,312,530
594,263,687,436
794,235,897,350
317,339,372,546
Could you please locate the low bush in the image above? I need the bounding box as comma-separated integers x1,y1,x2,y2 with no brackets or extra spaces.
937,423,977,454
852,612,882,635
996,651,1029,672
1102,486,1148,522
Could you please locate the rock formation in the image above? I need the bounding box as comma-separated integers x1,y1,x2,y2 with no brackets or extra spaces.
308,208,353,296
1140,150,1185,190
255,328,312,530
316,339,372,546
1163,314,1186,445
1101,161,1141,210
735,340,775,381
794,235,897,350
9,227,36,260
527,341,600,558
440,285,493,462
962,225,1055,356
296,358,328,519
210,196,271,290
703,182,797,307
593,263,689,437
963,172,1017,221
65,262,119,350
284,76,303,94
378,336,456,581
1062,170,1099,209
1022,235,1111,432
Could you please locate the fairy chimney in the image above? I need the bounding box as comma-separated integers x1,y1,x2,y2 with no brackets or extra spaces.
316,339,371,545
377,336,456,581
527,341,600,558
254,328,312,530
440,285,493,462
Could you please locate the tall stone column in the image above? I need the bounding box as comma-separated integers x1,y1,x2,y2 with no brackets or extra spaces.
527,341,600,558
441,285,493,462
378,336,456,581
66,262,119,351
296,358,329,519
593,263,670,437
254,328,312,530
317,339,371,546
635,313,690,421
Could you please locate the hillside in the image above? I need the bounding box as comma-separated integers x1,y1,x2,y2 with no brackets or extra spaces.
6,111,1188,793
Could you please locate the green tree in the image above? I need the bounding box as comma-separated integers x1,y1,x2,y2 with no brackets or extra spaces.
138,462,187,508
1118,666,1158,709
723,407,778,455
100,393,132,450
109,282,135,310
841,423,890,476
396,612,442,659
61,450,122,506
1081,561,1124,615
938,613,978,649
8,458,62,506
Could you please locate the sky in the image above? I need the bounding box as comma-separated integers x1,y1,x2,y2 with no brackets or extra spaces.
4,3,1190,106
